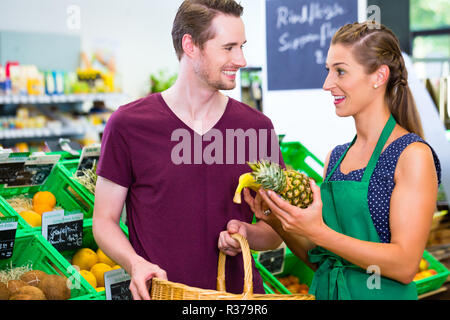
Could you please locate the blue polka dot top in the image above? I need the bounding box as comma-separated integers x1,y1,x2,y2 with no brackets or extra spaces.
325,133,441,243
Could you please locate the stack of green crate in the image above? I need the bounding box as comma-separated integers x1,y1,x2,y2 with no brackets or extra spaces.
58,218,129,300
0,229,95,300
52,159,96,218
279,138,324,184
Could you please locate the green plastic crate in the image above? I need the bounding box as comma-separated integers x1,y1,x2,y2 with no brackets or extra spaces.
0,229,94,300
415,250,450,296
57,218,129,299
280,141,324,184
0,162,93,230
54,159,95,217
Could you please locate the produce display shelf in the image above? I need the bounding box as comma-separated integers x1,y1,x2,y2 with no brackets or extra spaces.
0,159,95,231
0,229,94,300
415,250,450,296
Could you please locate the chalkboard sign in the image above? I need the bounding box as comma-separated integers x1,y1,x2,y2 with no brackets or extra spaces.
0,217,18,260
41,210,83,252
0,152,60,187
76,144,100,176
266,0,358,90
105,268,133,300
257,246,286,275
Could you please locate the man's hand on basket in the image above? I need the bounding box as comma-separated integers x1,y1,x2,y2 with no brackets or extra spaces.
218,220,247,256
129,256,167,300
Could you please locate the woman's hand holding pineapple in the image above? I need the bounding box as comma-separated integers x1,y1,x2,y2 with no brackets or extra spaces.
251,179,327,243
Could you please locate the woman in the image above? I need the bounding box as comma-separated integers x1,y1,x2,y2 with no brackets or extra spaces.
245,22,441,300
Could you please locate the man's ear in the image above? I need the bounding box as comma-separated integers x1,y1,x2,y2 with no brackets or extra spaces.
182,34,197,59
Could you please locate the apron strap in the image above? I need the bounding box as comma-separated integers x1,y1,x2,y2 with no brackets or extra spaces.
361,114,397,182
324,136,357,182
325,114,396,183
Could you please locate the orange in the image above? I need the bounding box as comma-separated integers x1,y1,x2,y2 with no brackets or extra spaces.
33,203,54,216
32,191,56,208
72,248,99,271
80,270,97,288
19,210,42,227
111,265,122,270
96,248,116,267
90,263,112,287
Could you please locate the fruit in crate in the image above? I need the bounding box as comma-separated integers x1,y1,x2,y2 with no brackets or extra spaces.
0,266,70,300
38,274,71,300
90,263,112,288
97,248,116,267
72,248,99,271
413,269,438,281
73,247,121,290
19,210,42,227
277,275,309,294
7,191,58,227
233,160,313,208
32,191,56,209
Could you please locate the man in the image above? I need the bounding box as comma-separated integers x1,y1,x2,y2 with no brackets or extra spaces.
93,0,283,300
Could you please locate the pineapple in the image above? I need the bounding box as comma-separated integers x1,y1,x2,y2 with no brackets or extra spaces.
233,160,313,208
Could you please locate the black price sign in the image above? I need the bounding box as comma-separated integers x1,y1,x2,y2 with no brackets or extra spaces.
0,217,18,260
41,210,83,252
105,269,133,300
257,246,286,275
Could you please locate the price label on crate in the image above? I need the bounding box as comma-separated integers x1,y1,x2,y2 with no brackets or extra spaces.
257,245,286,275
0,152,60,187
0,216,18,260
77,144,101,176
41,210,83,252
105,268,133,300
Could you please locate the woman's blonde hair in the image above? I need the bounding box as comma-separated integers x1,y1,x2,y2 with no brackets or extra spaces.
332,22,424,138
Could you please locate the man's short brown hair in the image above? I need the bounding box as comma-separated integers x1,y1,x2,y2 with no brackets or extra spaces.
172,0,244,60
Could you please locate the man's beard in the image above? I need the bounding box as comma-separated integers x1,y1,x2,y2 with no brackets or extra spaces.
194,61,236,91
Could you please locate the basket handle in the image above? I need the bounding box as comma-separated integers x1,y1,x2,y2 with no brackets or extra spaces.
216,233,253,296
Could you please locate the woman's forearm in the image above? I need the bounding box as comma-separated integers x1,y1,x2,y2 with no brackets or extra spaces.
312,225,419,284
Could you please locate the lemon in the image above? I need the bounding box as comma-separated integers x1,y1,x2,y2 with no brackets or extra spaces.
96,248,116,267
80,270,97,288
19,210,42,227
90,263,112,287
72,248,99,271
96,287,105,292
418,258,429,272
111,265,122,270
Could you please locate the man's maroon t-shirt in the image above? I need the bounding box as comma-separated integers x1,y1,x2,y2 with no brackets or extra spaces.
97,92,284,294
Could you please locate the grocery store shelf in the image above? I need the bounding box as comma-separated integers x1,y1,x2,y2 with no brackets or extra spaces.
0,93,127,105
0,124,105,146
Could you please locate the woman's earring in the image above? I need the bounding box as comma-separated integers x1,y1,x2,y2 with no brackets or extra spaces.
374,84,378,89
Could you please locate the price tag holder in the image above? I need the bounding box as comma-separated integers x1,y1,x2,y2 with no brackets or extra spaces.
257,244,286,275
0,216,18,260
77,144,101,175
105,268,133,300
41,210,83,252
0,152,60,187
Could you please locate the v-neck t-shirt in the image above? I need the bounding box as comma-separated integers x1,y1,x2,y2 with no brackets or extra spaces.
97,92,284,294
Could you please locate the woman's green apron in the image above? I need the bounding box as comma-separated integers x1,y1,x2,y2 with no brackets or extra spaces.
308,114,417,300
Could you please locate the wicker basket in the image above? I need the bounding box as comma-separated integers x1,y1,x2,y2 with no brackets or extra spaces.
150,233,315,300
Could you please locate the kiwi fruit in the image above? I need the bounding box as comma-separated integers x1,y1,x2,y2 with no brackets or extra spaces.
9,285,46,300
20,270,48,287
7,279,27,295
0,282,10,300
38,274,70,300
